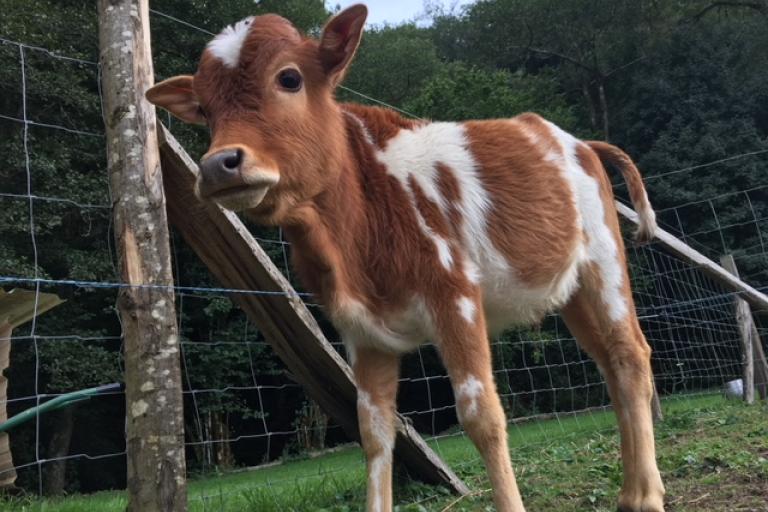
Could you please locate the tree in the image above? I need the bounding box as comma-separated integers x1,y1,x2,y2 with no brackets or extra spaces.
405,61,577,130
431,0,666,139
341,24,442,107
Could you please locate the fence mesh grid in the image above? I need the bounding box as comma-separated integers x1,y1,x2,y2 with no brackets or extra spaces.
0,7,766,507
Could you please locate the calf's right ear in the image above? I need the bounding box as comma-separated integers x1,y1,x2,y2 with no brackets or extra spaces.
145,75,206,125
319,4,367,87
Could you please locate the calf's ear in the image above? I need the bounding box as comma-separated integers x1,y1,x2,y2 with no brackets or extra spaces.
319,4,367,87
145,75,206,125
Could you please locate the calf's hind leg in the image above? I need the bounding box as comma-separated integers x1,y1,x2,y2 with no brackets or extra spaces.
561,289,665,512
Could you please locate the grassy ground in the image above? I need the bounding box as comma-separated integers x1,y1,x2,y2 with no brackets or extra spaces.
3,394,766,511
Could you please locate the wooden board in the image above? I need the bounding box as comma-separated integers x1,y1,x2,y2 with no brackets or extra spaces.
158,125,469,495
0,289,63,328
0,290,62,488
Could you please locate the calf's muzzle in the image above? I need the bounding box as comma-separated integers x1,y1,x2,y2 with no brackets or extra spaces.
198,148,245,198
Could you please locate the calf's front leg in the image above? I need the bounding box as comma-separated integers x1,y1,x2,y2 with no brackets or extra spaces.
352,346,400,512
433,293,526,512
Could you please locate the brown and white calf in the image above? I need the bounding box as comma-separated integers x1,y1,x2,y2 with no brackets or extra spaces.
146,5,665,511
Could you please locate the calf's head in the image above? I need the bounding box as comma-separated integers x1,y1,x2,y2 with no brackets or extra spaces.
146,5,367,221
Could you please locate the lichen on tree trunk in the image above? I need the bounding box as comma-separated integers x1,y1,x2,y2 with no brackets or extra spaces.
97,1,186,510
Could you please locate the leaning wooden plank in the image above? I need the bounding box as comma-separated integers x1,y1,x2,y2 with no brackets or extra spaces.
616,202,768,314
157,125,470,495
0,289,63,328
0,289,63,489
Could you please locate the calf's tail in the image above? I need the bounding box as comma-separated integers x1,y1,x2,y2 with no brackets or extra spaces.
587,140,657,243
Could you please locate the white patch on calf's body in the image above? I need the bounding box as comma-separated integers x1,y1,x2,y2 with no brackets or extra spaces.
434,235,453,270
373,121,586,334
357,391,393,512
377,123,480,272
457,296,476,324
334,296,432,354
455,375,485,420
544,121,628,322
207,17,253,68
463,258,481,285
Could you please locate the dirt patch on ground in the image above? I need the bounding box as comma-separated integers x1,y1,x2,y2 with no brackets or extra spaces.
666,467,768,511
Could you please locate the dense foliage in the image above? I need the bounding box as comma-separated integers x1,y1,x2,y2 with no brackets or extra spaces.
0,0,765,495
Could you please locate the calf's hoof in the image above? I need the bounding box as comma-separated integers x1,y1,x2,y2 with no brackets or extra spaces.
617,491,665,512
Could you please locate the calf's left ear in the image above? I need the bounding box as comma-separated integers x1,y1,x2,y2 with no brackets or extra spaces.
145,75,206,125
319,4,367,87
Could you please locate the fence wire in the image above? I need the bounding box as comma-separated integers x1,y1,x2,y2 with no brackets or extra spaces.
0,8,765,509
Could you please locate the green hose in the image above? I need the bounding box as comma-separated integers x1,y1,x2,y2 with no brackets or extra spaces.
0,383,122,433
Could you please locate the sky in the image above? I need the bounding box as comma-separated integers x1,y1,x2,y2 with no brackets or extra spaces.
329,0,476,26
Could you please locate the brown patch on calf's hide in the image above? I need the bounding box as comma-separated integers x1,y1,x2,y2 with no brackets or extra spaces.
465,118,580,288
408,176,452,239
341,103,419,148
283,108,457,321
435,163,464,236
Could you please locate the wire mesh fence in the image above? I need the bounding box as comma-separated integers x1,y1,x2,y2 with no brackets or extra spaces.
0,4,765,507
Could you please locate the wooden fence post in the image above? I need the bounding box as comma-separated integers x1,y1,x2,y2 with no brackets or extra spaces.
720,255,768,402
750,321,768,400
97,2,186,510
720,255,755,404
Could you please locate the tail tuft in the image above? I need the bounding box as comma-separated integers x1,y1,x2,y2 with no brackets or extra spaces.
587,141,657,244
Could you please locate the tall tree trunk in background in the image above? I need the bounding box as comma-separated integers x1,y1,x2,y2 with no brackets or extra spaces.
296,400,328,453
210,412,233,469
43,407,75,496
582,84,598,131
597,80,610,141
581,80,611,140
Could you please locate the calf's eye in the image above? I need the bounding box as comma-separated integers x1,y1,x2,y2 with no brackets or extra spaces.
277,68,302,92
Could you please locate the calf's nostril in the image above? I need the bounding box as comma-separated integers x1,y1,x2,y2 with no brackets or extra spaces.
223,149,242,170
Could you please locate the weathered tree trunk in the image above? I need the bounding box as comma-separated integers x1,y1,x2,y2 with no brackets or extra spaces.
597,80,610,141
582,84,599,133
97,1,186,511
297,400,328,452
210,412,234,469
43,407,75,496
0,323,15,490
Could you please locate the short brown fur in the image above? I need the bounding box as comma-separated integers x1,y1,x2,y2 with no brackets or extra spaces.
146,5,665,512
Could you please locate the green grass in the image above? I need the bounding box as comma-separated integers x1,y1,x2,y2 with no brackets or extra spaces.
3,394,766,511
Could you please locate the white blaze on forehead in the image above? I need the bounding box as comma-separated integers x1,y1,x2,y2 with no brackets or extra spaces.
207,17,254,68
